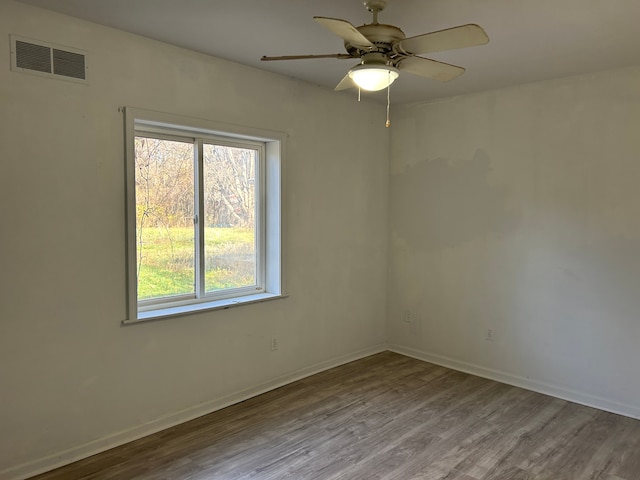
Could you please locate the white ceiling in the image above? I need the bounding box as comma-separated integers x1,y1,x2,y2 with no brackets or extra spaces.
16,0,640,104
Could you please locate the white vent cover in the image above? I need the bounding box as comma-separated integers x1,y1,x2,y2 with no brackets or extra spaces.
10,35,88,83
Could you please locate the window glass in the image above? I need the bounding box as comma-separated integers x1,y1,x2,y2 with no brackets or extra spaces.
203,143,257,292
134,136,195,300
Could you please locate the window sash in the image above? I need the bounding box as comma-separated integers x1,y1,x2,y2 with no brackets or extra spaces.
133,133,265,309
199,140,266,297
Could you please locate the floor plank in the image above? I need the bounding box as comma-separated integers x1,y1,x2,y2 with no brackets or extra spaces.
28,352,640,480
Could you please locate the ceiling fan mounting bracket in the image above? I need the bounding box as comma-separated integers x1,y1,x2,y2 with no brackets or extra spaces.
363,0,388,14
363,0,388,24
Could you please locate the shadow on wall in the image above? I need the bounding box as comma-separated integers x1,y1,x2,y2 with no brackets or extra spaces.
390,149,517,251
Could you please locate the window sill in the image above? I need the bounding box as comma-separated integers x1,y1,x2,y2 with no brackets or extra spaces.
122,292,288,325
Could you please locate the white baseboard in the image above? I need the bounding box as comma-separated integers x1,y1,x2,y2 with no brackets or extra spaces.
11,342,636,480
2,343,387,480
388,344,640,421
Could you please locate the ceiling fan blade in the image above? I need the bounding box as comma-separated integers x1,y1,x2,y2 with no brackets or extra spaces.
261,53,353,61
394,24,489,55
334,73,357,91
397,56,465,82
314,17,374,48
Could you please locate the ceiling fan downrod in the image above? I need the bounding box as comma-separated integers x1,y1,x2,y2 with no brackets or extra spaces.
363,0,387,24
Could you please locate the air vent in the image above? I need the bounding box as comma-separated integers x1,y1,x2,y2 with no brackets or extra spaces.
10,35,88,83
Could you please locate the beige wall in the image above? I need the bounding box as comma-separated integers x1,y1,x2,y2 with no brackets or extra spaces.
388,66,640,418
0,1,389,477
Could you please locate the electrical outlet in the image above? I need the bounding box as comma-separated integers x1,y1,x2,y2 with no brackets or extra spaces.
485,329,494,341
404,310,412,323
271,336,279,351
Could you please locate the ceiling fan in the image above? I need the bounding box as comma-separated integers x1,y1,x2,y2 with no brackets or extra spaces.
261,0,489,93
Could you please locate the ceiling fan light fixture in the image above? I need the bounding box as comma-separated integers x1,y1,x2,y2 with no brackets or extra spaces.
348,64,399,91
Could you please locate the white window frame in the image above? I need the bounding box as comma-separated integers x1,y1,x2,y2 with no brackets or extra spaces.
122,107,285,323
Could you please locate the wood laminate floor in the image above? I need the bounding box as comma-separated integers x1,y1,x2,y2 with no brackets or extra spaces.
30,352,640,480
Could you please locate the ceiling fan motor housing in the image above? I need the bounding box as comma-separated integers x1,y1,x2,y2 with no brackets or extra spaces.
346,23,405,57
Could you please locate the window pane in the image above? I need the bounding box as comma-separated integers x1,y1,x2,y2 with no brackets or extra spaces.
203,144,257,292
134,137,195,300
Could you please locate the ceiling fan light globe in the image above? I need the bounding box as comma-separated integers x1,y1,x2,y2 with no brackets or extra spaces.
348,65,399,91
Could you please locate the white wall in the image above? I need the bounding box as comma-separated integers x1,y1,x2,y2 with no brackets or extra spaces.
0,1,389,477
5,1,640,477
388,66,640,418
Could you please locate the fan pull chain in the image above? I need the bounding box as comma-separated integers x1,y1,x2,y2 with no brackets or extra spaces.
385,72,391,128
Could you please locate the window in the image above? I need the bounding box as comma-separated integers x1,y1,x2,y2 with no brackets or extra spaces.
123,108,284,322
